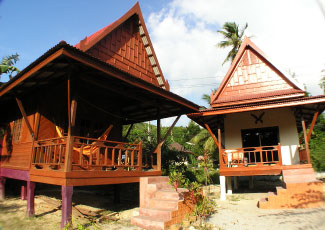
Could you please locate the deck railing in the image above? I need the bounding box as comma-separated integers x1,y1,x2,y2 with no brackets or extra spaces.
32,137,67,169
220,144,282,168
32,136,145,171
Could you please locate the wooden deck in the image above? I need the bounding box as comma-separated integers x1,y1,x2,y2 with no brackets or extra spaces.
28,136,161,186
220,163,313,176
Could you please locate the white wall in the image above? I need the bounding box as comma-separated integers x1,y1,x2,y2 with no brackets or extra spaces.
224,108,300,165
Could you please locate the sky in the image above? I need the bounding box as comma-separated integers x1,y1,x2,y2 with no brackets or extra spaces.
1,0,325,126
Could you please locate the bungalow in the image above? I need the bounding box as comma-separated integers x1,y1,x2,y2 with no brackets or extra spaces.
188,37,324,208
0,3,200,228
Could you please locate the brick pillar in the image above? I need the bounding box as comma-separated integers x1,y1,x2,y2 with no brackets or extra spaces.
61,186,73,228
0,177,6,200
21,182,27,200
27,181,35,217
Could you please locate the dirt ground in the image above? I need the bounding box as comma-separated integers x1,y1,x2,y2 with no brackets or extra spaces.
0,179,324,230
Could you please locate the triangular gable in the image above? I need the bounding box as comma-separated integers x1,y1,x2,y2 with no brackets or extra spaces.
210,37,304,106
75,3,169,90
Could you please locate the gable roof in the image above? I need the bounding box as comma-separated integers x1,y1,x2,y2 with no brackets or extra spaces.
210,37,304,107
74,2,169,90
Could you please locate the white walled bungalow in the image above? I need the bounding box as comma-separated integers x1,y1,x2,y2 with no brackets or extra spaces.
188,37,325,206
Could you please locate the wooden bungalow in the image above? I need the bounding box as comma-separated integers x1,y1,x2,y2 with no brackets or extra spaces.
0,3,199,227
188,37,324,208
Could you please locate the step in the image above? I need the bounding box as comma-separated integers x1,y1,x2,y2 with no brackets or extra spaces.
149,198,179,209
283,174,316,183
131,215,165,230
155,190,182,200
258,197,268,209
139,207,174,221
276,186,287,196
147,182,173,191
282,168,315,177
147,176,169,184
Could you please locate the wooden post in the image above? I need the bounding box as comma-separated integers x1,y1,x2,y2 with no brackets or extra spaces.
16,98,34,140
21,183,27,200
27,181,35,217
0,177,5,200
157,118,161,145
61,186,73,228
302,120,311,164
307,111,319,143
218,128,224,168
113,184,120,204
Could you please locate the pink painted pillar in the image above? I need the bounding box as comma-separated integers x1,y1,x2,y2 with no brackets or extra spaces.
21,182,27,200
61,186,73,228
27,181,35,217
0,177,6,200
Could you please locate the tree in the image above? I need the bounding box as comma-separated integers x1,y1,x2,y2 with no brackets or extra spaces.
0,53,20,80
217,22,248,65
201,88,217,106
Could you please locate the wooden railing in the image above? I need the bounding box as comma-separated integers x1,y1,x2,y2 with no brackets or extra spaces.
220,144,282,168
71,136,142,171
32,136,144,171
32,137,67,170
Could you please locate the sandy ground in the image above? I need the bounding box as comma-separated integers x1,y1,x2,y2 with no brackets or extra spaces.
0,181,324,230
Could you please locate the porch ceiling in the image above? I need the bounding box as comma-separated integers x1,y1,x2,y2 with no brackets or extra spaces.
0,42,199,124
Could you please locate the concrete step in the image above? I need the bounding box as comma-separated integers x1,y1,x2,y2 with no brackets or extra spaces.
147,182,173,191
131,215,165,230
282,168,315,177
258,197,268,209
155,190,182,200
149,198,179,209
147,176,169,184
276,186,287,196
139,207,174,221
283,174,317,183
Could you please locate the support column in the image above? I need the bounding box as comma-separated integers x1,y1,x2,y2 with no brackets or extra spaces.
234,176,239,190
27,181,35,217
226,176,232,195
249,176,254,190
21,182,27,200
0,177,6,200
220,176,226,200
114,184,120,204
61,186,73,228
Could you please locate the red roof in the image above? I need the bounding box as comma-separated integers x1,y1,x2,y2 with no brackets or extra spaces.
210,37,304,106
74,3,169,90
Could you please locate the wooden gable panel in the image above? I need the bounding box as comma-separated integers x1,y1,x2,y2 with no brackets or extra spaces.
38,115,57,140
86,17,159,86
219,49,293,99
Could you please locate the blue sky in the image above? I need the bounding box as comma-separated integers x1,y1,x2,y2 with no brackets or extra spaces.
1,0,325,126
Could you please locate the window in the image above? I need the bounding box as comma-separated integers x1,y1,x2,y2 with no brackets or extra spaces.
12,118,22,143
241,126,279,148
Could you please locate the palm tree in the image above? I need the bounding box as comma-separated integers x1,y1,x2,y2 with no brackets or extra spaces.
0,53,20,80
217,22,248,65
201,88,218,106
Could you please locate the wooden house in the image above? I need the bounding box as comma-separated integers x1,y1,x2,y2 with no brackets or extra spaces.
0,3,199,227
188,37,324,208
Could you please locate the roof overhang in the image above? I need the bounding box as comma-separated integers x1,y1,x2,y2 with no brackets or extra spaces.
0,42,200,124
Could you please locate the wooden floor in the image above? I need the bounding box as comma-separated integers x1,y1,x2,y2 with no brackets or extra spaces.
219,164,313,176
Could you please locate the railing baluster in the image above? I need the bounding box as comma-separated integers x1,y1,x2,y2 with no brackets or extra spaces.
104,148,108,166
131,150,134,166
79,146,83,166
118,149,122,166
112,148,115,166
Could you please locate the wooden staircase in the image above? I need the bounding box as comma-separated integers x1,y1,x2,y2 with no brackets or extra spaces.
131,176,194,230
258,167,323,209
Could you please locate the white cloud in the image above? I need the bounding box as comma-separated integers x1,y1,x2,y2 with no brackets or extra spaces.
147,0,325,126
148,0,325,94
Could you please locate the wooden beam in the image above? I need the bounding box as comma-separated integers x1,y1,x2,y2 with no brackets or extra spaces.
33,112,41,140
123,124,134,141
65,76,73,172
301,119,311,164
306,111,319,143
70,99,77,127
157,118,161,144
15,98,34,140
204,124,220,148
160,115,181,144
